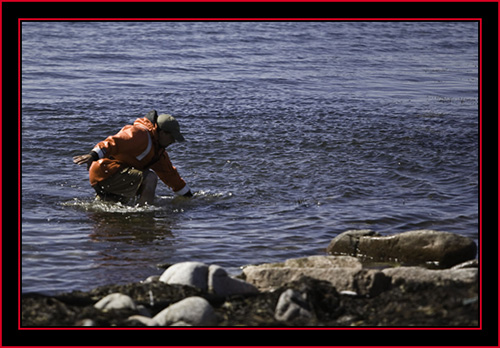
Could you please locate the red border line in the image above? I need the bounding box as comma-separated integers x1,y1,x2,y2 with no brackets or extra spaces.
5,0,500,2
18,17,483,333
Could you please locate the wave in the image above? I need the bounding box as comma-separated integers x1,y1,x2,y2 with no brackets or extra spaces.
60,189,235,214
61,198,162,214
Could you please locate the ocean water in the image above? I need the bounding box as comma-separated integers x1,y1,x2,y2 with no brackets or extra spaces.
21,21,479,295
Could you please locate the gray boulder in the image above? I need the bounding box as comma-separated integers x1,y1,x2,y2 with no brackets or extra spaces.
327,230,477,268
242,255,389,296
159,262,209,291
159,261,258,296
153,296,217,326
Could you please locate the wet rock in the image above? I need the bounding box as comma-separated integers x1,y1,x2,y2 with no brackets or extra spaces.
274,289,313,321
94,293,137,311
159,262,209,291
327,229,477,268
153,296,217,326
242,255,388,296
208,265,259,296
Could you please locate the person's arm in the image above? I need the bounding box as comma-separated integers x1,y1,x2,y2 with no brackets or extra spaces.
151,152,192,197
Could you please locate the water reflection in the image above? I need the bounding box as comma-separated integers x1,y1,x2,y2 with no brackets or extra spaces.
88,211,175,245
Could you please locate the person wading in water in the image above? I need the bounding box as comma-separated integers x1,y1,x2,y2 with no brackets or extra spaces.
73,110,192,205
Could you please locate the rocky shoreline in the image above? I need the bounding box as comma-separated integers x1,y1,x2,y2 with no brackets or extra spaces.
21,230,479,327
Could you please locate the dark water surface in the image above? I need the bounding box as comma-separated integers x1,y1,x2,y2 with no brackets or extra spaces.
21,21,479,295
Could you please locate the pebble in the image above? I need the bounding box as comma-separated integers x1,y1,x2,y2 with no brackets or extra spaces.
274,289,313,322
94,293,137,311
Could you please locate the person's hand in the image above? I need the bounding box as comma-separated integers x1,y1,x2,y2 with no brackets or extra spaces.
73,154,93,171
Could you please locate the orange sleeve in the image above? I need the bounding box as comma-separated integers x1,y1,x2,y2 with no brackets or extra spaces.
150,152,189,194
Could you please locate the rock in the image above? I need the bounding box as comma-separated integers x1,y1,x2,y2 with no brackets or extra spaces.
159,262,258,297
94,293,137,311
153,296,217,326
327,230,477,268
159,262,209,291
242,255,389,296
282,255,363,269
274,289,313,321
382,266,478,288
208,265,259,296
242,257,358,291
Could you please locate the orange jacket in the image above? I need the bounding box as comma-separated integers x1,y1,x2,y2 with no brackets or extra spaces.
89,117,190,195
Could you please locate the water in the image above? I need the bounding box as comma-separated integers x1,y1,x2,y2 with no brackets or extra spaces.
21,21,479,295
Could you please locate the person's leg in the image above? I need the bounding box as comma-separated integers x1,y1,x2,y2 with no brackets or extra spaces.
136,170,158,206
93,167,144,204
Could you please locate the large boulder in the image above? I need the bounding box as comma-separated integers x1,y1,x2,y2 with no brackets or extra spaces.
326,230,477,268
242,255,389,296
159,262,209,291
159,262,258,296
